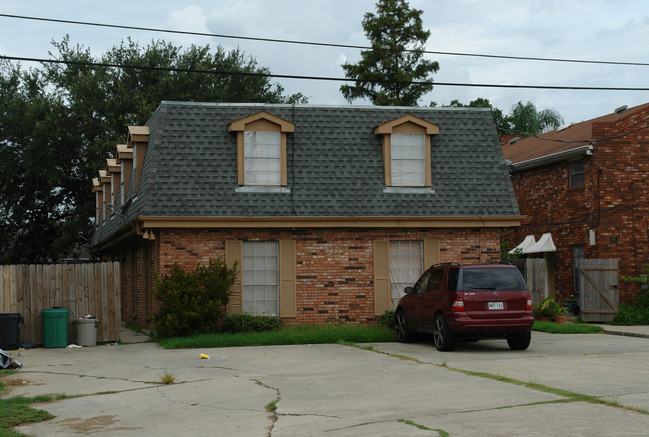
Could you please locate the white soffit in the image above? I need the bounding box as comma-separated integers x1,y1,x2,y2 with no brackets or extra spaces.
510,235,536,254
525,233,556,254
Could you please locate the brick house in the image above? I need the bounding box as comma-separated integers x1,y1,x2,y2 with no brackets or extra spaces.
502,102,649,305
90,102,521,328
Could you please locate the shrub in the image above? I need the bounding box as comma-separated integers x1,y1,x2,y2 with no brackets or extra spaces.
380,310,395,329
611,304,649,325
221,314,281,333
533,296,565,318
151,258,238,338
613,265,649,325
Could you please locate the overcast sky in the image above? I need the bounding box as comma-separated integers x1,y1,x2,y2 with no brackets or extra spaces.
1,0,648,124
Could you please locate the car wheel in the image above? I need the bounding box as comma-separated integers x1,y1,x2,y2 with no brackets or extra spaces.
433,314,457,351
507,331,531,350
394,310,413,343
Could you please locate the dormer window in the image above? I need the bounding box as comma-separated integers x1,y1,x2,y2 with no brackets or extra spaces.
229,112,295,187
127,126,150,196
390,133,426,186
245,131,281,185
374,115,439,187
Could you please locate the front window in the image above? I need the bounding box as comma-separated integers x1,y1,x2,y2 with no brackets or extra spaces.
244,131,281,185
389,241,423,307
391,133,425,186
569,159,584,188
243,241,279,315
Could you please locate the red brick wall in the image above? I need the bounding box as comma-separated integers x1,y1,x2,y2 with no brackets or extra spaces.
119,227,504,327
507,107,649,304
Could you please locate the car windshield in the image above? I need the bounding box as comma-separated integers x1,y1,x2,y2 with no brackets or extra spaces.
458,268,527,291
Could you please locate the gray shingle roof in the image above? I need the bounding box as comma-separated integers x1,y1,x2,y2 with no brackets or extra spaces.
93,102,519,243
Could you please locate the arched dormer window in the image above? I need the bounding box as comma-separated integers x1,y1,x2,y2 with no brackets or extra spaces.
228,112,295,187
374,115,439,187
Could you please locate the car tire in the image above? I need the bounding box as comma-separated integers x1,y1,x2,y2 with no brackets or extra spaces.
433,314,457,351
507,331,531,350
394,310,413,343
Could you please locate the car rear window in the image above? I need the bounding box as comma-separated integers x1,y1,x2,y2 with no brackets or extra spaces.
458,268,527,291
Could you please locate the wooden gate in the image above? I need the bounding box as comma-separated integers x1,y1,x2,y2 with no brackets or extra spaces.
511,258,547,305
578,259,619,322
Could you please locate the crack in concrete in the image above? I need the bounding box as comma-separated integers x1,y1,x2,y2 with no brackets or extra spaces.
250,378,281,437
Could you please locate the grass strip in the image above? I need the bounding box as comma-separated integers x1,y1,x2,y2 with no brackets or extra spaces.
158,324,394,349
398,418,449,436
442,365,649,415
532,321,604,334
344,343,649,417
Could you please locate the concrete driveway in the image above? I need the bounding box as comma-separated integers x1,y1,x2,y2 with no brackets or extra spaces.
4,331,649,436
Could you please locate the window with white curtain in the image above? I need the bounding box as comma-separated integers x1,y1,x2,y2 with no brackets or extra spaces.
244,131,281,185
389,241,424,308
243,241,279,315
391,133,425,186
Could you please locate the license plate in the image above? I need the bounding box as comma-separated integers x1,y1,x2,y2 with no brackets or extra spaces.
488,302,504,310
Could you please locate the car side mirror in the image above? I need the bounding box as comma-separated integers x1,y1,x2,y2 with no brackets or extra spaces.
404,286,414,295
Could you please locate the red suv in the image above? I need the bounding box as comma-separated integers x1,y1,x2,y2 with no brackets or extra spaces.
394,262,534,351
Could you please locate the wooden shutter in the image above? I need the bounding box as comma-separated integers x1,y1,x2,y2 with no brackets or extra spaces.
424,240,440,269
279,240,297,318
225,241,243,314
374,240,390,315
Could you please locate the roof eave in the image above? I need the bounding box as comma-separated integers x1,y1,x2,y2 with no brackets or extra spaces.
513,144,594,171
137,215,524,229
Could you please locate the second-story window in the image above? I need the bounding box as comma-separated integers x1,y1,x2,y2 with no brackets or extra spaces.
244,131,281,185
569,159,584,188
391,133,426,186
374,114,439,188
229,111,295,187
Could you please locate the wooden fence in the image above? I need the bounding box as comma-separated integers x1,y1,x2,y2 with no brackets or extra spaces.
510,258,547,305
0,262,121,345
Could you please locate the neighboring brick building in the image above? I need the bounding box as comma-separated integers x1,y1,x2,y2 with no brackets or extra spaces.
502,102,649,305
90,102,521,329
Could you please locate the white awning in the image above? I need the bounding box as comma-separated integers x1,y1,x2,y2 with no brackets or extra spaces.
525,233,556,254
509,235,536,254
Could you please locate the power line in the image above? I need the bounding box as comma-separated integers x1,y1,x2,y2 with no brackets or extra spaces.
3,55,649,92
2,13,649,68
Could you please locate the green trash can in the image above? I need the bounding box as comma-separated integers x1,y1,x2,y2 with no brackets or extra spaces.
42,308,69,348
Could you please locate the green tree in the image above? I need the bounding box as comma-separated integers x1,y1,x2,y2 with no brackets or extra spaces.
340,0,439,106
0,38,306,263
0,61,85,262
436,97,509,135
506,101,564,136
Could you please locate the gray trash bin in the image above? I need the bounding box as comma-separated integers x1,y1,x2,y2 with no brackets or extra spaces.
73,318,99,347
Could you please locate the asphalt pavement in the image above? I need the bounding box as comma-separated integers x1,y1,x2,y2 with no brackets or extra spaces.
3,325,649,436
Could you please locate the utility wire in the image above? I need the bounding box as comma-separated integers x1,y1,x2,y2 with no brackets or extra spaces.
2,13,649,67
3,55,649,92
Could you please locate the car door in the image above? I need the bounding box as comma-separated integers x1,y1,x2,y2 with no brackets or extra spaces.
399,271,431,330
417,268,445,331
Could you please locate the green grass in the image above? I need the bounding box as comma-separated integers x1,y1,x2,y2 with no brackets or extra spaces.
532,320,604,334
0,370,56,436
158,324,395,349
157,320,606,349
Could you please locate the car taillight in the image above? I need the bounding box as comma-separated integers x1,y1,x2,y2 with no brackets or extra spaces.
452,298,465,312
526,297,532,311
